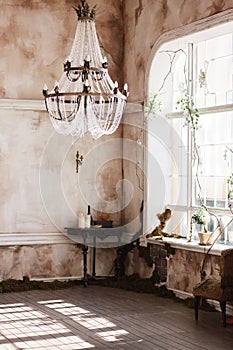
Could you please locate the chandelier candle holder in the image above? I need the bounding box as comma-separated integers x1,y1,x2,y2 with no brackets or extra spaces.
43,0,128,139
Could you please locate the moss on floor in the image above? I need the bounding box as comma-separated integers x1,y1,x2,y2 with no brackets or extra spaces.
92,274,173,296
0,274,216,313
91,274,216,312
0,276,82,293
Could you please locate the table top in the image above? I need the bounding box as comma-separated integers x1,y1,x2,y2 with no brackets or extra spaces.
65,226,124,248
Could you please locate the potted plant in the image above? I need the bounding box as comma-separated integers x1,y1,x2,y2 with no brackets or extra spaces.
192,206,212,245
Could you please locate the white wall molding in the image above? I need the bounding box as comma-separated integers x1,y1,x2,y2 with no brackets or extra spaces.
125,102,143,114
0,98,143,114
0,98,45,111
0,233,74,246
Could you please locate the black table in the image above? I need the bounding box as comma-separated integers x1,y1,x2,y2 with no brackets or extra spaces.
66,226,123,286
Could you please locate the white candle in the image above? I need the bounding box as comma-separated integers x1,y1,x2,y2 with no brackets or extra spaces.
85,214,91,228
78,213,85,228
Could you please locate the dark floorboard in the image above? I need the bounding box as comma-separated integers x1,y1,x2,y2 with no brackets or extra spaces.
0,285,232,349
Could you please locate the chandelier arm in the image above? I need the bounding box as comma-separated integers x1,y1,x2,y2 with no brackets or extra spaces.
45,91,114,99
65,65,106,83
44,97,63,121
64,66,103,73
66,71,82,83
65,97,82,122
44,97,58,119
46,96,82,122
55,96,64,121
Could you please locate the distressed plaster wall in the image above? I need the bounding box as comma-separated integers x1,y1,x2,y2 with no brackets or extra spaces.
0,0,124,280
123,0,233,103
0,243,117,281
0,243,83,280
126,243,222,295
0,0,124,99
167,248,220,293
124,245,153,279
0,108,124,232
0,109,53,233
121,110,145,240
0,0,233,282
0,0,124,230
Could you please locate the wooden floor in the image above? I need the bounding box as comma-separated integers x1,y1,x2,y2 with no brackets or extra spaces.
0,284,233,349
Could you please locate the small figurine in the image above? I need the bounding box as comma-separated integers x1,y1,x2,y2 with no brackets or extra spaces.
147,208,172,238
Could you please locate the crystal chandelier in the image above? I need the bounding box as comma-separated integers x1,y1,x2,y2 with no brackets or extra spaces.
43,0,128,139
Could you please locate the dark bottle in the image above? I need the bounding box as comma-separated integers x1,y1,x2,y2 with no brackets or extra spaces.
87,205,93,226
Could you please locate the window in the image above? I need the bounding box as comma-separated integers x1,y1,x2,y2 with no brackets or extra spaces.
147,21,233,244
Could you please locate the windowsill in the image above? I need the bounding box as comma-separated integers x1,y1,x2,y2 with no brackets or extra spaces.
147,237,233,256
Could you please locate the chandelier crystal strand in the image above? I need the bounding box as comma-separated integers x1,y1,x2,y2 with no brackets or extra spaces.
43,0,128,139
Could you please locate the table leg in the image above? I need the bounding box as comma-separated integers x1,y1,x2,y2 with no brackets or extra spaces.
220,301,227,327
92,246,96,279
115,241,123,280
82,244,88,287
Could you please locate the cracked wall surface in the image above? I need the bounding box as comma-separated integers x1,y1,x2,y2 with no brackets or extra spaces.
0,0,233,281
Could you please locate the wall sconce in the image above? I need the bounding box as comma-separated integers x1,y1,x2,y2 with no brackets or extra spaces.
76,151,84,173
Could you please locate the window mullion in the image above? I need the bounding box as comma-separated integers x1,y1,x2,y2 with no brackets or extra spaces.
188,43,194,225
188,43,194,97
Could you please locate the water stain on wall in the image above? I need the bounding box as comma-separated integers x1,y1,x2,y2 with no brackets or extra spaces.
96,160,122,201
135,0,143,27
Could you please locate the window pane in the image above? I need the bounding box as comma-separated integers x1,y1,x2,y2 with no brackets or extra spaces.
195,33,233,108
169,118,188,206
193,112,233,209
149,46,188,114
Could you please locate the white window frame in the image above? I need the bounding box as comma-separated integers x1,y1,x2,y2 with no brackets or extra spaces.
146,9,233,247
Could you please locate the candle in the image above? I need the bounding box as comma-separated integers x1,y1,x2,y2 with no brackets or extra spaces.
78,213,85,228
85,214,91,228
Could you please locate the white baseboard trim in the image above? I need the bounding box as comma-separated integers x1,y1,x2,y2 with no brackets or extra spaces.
31,276,83,282
169,287,233,315
169,288,193,299
31,275,115,282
